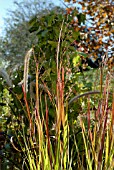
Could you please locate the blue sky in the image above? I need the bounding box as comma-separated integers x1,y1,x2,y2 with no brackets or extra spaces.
0,0,61,35
0,0,22,35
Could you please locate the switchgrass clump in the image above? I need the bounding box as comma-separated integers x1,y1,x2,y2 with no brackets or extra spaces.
16,24,72,169
75,75,114,170
18,56,114,170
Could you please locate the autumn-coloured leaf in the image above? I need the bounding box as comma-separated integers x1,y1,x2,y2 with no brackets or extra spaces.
82,6,86,11
66,8,73,14
64,0,71,3
94,46,100,50
102,13,107,18
64,0,113,62
73,0,76,3
97,22,100,26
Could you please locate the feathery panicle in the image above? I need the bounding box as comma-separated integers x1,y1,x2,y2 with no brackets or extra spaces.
23,48,33,93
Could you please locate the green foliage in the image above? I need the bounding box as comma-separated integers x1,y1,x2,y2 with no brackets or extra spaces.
0,0,113,169
0,0,56,69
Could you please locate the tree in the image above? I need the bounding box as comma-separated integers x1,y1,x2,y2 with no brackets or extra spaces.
64,0,114,62
0,0,56,69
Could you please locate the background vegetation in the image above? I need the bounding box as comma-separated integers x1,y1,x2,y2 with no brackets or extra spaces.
0,0,113,169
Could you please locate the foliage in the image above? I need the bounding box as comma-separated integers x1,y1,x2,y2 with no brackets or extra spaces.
0,0,56,69
0,0,114,169
64,0,113,60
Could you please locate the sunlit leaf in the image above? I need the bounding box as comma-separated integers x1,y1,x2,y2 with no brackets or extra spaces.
73,55,80,66
48,41,58,48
